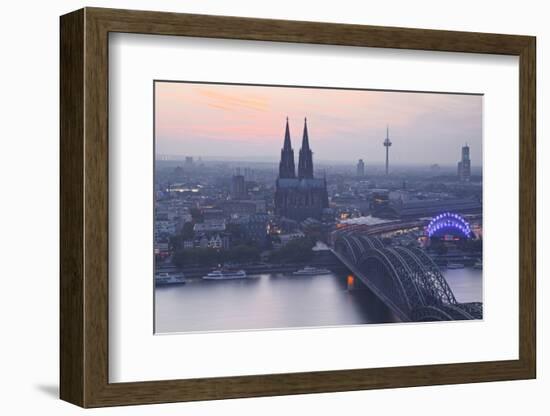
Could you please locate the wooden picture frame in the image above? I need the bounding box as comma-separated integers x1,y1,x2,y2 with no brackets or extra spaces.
60,7,536,408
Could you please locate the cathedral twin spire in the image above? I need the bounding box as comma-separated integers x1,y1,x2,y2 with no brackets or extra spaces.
297,117,314,179
278,117,314,179
279,117,296,179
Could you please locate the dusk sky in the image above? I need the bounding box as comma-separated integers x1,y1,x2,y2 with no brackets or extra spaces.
155,81,482,167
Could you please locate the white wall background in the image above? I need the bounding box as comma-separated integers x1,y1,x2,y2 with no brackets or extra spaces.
0,0,545,414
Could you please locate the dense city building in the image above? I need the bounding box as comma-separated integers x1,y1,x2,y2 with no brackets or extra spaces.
218,200,261,216
274,118,329,221
372,195,481,219
231,170,247,200
242,213,270,245
457,143,471,182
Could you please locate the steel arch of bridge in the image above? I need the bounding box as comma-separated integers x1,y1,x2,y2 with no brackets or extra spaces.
333,232,480,322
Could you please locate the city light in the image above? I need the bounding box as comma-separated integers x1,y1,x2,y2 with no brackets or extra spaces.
426,212,472,238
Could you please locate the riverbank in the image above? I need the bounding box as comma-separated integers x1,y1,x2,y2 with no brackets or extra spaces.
157,261,349,279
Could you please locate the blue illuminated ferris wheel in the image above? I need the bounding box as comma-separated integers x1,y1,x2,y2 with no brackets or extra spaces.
426,212,473,239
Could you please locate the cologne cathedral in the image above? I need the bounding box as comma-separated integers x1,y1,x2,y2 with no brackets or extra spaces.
274,118,329,221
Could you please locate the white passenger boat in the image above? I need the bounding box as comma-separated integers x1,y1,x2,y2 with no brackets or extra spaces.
203,268,247,280
155,272,186,285
292,266,332,276
447,263,465,270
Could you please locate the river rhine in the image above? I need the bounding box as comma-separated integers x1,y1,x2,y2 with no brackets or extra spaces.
155,268,482,333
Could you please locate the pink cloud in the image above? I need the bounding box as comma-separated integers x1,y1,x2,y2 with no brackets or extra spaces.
155,82,482,165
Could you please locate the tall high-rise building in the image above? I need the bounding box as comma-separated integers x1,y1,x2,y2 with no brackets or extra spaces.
231,170,247,200
357,159,365,177
274,118,329,221
383,125,392,175
457,143,471,182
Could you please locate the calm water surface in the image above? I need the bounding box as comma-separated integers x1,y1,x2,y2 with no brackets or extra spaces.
155,269,482,333
443,268,483,303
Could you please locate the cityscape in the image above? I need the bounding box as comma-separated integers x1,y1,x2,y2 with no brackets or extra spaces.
154,81,483,333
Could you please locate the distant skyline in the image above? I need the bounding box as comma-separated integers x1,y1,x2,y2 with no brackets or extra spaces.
155,81,483,166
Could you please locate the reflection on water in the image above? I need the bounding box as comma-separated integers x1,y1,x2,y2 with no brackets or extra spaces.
155,272,394,333
155,269,482,334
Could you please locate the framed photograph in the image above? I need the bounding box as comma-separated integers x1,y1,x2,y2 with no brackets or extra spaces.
60,7,536,407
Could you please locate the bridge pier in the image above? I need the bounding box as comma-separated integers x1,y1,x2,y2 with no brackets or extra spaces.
346,274,355,290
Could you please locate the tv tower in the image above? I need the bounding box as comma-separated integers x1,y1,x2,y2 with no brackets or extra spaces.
383,125,392,175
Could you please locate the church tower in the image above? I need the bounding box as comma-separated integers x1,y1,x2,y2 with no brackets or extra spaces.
275,117,328,221
298,117,314,179
278,117,296,178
